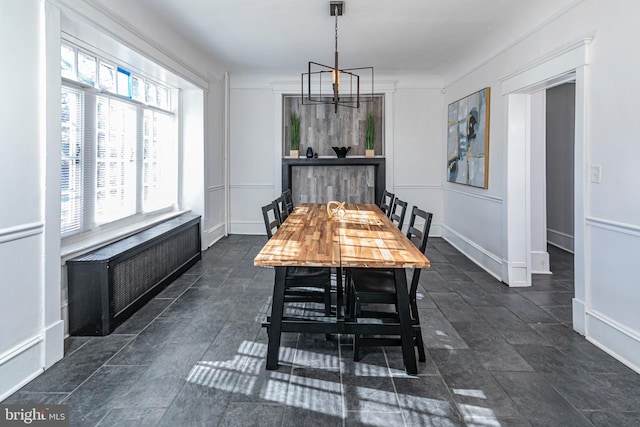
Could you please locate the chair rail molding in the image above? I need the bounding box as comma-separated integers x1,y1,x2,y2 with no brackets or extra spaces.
0,222,44,244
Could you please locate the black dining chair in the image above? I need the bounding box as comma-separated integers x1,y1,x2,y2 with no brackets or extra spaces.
261,201,280,239
282,189,294,213
261,200,332,317
389,198,408,230
348,206,433,362
379,190,395,217
275,194,290,222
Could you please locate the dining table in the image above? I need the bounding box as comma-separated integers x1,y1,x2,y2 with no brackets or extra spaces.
254,202,430,374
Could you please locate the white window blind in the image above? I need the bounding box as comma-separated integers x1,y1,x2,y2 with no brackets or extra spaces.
143,110,176,212
95,96,137,224
61,87,84,235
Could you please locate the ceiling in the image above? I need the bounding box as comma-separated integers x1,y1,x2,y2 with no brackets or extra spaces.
130,0,579,81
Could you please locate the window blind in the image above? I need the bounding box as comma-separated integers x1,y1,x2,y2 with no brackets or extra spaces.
61,87,84,235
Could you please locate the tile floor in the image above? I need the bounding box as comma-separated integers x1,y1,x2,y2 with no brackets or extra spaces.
3,236,640,426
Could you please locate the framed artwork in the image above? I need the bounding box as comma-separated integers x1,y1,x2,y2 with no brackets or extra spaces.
447,87,490,188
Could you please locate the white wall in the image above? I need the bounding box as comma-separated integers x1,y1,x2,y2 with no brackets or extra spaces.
229,86,277,234
0,0,227,398
228,76,445,236
0,0,64,400
442,0,640,371
391,88,444,235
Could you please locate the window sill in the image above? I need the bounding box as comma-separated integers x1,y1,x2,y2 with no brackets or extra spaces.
61,210,189,264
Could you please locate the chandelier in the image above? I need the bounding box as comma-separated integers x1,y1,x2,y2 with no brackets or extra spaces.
301,1,374,113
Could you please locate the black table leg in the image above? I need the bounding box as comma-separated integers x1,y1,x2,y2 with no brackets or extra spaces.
394,268,417,374
266,266,287,370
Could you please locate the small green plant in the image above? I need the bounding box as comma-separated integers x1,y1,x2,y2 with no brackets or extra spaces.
290,112,300,151
365,112,375,150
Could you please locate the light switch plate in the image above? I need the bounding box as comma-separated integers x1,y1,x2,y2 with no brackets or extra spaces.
590,165,602,183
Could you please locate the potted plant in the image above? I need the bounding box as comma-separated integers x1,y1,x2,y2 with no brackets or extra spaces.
290,112,300,158
365,112,375,157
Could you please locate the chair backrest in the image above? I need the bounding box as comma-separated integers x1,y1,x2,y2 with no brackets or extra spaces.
262,201,281,239
379,190,395,217
389,198,408,230
275,195,288,222
406,206,433,298
282,189,294,213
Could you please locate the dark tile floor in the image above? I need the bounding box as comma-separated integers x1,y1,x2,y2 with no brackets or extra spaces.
4,237,640,426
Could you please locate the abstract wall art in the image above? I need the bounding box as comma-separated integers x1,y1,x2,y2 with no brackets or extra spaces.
447,87,490,188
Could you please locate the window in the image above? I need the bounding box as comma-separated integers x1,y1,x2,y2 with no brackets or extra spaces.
60,87,84,234
61,43,177,238
95,96,137,224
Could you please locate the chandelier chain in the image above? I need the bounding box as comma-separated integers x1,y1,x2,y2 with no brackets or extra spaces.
335,6,339,52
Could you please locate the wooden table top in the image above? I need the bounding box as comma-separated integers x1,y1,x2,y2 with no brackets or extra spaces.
254,203,430,269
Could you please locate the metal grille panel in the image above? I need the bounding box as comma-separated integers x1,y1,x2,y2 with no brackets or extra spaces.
111,225,199,314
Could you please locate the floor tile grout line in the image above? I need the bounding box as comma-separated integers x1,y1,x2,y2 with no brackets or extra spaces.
337,334,347,427
383,347,409,427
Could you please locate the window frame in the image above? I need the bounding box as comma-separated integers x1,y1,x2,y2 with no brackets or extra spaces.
60,42,179,241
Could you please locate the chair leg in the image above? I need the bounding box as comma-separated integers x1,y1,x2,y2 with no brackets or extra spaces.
409,296,425,361
353,294,362,361
324,280,332,317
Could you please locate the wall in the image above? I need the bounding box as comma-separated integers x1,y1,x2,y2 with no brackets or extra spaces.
442,0,640,371
546,83,575,252
0,0,63,400
228,76,444,236
0,0,227,398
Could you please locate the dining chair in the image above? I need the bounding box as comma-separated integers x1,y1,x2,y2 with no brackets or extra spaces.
261,200,332,317
275,194,290,222
379,190,395,217
348,206,433,362
282,189,294,213
389,198,408,230
261,201,280,239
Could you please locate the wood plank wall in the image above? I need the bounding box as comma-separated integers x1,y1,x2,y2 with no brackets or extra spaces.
291,165,375,204
283,95,384,157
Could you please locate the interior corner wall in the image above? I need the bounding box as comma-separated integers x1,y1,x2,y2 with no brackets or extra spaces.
227,75,446,236
229,83,277,234
546,83,575,253
204,77,227,247
442,0,640,372
392,87,445,236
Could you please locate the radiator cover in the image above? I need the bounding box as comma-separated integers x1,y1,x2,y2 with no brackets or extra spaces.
67,214,202,336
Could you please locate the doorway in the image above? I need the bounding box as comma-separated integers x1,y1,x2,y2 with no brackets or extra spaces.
501,39,589,333
530,83,576,276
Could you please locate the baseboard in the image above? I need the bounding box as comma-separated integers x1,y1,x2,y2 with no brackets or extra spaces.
441,225,503,281
428,223,442,238
44,320,64,369
204,223,226,248
586,309,640,374
547,228,574,252
531,250,551,274
501,260,529,287
0,336,43,401
229,221,267,235
572,297,585,335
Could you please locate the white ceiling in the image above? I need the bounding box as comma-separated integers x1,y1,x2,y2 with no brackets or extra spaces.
132,0,579,80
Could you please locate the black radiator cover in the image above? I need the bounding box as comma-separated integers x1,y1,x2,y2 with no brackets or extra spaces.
67,214,202,336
